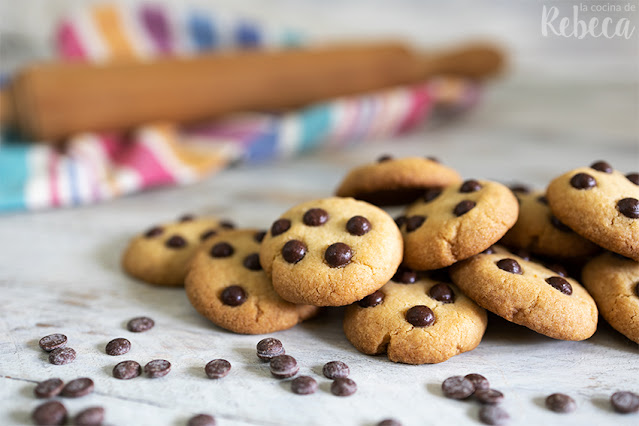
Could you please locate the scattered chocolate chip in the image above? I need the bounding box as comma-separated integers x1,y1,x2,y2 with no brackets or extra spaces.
570,173,596,190
61,377,94,398
617,198,639,219
482,246,496,255
464,374,490,392
405,306,435,327
323,361,350,379
429,283,455,303
550,215,572,232
590,160,613,173
269,355,299,379
454,200,476,216
144,227,164,238
210,242,234,258
476,389,504,405
303,208,329,226
254,230,266,243
34,378,64,398
282,240,307,264
205,359,231,379
358,291,385,308
200,229,217,241
105,338,131,356
626,173,639,185
113,360,142,380
73,406,104,426
377,419,402,426
378,154,393,162
291,376,318,395
49,347,76,365
496,258,522,274
537,195,548,204
220,220,235,229
221,285,247,306
611,391,639,413
509,184,530,194
257,338,285,361
144,359,171,378
479,405,510,425
547,263,568,277
243,253,262,271
346,216,372,236
188,414,217,426
32,401,67,426
545,393,577,413
423,188,442,202
442,376,474,399
325,243,353,268
270,219,291,236
165,235,187,248
331,378,357,396
39,334,67,352
179,214,195,222
392,266,417,284
394,216,407,228
405,215,425,232
460,179,482,193
546,276,573,295
127,316,154,333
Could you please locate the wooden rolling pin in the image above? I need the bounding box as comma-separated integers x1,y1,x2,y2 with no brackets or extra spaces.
0,42,503,142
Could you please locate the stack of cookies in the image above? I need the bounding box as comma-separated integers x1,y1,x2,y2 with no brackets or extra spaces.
121,156,639,365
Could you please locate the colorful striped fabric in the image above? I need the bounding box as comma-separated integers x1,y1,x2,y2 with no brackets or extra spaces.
0,3,479,212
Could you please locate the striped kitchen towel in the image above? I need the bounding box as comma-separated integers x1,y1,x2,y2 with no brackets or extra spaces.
0,2,479,212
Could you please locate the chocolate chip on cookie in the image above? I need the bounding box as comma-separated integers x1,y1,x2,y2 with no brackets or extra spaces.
346,216,372,236
406,306,435,327
221,286,247,306
303,208,329,226
591,160,613,174
270,219,291,236
325,243,353,268
210,242,234,258
282,240,307,264
429,283,455,303
358,291,385,308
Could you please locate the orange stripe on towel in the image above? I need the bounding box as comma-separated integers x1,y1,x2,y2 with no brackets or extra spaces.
92,5,137,60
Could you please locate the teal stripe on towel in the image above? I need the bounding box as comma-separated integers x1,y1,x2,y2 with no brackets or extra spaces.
0,143,29,211
299,104,331,151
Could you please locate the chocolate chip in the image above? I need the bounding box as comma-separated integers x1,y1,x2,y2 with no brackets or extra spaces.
32,401,67,426
112,360,142,380
429,283,455,303
144,226,163,238
426,156,440,163
269,355,299,379
496,258,522,274
165,235,187,248
34,378,64,398
454,200,476,216
254,230,266,243
509,184,530,194
256,338,285,361
479,405,510,425
537,195,548,204
270,218,291,236
282,240,307,264
144,359,171,378
460,179,482,193
590,160,613,173
291,376,318,395
205,359,231,379
221,285,247,306
105,338,131,356
423,188,442,202
482,246,496,255
392,266,417,284
210,242,234,258
39,333,67,352
61,377,94,398
394,215,407,228
405,305,435,327
303,208,329,226
617,198,639,218
570,173,596,189
200,229,217,241
405,215,425,232
377,420,402,426
545,393,577,413
547,263,568,277
550,215,572,232
476,389,504,405
73,406,105,426
378,154,393,162
626,173,639,185
331,378,357,396
510,248,531,261
127,316,154,332
611,391,639,413
49,347,76,365
464,374,490,391
346,216,372,236
546,276,573,295
323,361,350,379
179,214,195,222
358,291,385,308
442,376,474,399
243,253,262,271
187,414,217,426
325,242,353,268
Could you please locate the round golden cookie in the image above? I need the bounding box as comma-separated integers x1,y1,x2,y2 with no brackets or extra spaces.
582,252,639,344
185,229,319,334
343,274,487,364
449,246,598,341
501,189,600,258
546,162,639,261
335,155,462,206
122,215,234,286
259,197,403,306
399,179,519,271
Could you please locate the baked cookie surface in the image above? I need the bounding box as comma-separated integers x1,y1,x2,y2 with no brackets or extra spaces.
343,275,487,364
450,246,598,341
185,229,319,334
259,197,403,306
